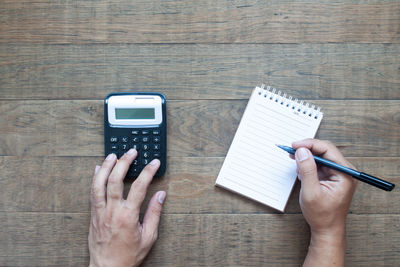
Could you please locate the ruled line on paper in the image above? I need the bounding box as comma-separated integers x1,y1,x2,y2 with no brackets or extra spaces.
227,160,289,188
245,120,301,143
228,156,296,188
222,170,281,198
252,111,310,134
254,102,313,127
221,176,280,203
246,118,308,143
231,144,292,172
238,136,294,162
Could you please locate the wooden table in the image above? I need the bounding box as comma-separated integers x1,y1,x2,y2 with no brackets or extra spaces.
0,1,399,266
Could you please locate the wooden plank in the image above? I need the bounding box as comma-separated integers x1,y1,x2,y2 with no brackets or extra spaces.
0,100,399,157
0,213,398,266
0,1,398,44
0,156,398,214
1,44,399,100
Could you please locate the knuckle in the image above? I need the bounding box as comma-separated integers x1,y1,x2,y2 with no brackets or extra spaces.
140,167,153,177
91,186,103,199
151,230,159,243
135,173,152,189
90,196,105,209
144,230,158,247
300,166,316,177
321,139,334,148
119,212,133,226
118,156,130,164
133,177,145,189
102,159,115,168
151,204,162,216
321,139,331,145
107,189,120,199
304,192,320,205
108,173,122,184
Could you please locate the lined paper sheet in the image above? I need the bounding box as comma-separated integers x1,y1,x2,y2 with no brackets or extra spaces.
216,86,323,212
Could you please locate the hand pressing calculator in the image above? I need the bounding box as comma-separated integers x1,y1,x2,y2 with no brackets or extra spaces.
104,93,166,179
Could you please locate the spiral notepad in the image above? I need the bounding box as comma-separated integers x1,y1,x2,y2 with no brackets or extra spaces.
215,85,323,212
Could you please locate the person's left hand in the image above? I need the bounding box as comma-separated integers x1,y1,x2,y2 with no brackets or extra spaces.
88,149,166,267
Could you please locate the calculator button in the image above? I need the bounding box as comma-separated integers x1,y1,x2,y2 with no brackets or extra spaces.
153,136,160,143
153,144,160,150
121,144,129,151
133,137,140,143
110,136,118,143
121,136,129,143
131,130,140,135
110,144,118,150
152,130,160,135
142,136,149,143
143,151,151,158
133,160,139,166
153,152,161,158
142,159,150,165
142,144,149,151
141,130,150,135
131,144,139,150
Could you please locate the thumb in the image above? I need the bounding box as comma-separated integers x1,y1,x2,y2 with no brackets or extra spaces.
295,147,320,196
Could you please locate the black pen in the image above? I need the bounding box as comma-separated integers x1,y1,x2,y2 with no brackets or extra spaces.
276,144,395,192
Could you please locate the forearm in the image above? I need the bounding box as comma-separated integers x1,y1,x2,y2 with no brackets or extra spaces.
303,227,346,267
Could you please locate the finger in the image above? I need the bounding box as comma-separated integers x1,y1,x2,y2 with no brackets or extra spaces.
94,165,101,175
91,153,117,214
106,149,137,210
295,147,321,197
292,139,349,166
126,159,160,212
142,191,166,247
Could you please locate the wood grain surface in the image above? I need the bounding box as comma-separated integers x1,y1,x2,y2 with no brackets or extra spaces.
0,156,398,214
0,0,399,266
0,44,399,100
1,1,399,44
0,213,399,266
0,100,398,157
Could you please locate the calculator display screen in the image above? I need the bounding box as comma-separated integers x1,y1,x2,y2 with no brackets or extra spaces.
115,108,155,120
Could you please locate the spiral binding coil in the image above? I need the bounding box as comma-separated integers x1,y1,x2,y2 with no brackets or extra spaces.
258,84,322,119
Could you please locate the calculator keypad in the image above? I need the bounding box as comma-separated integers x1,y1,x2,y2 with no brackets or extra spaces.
107,128,164,178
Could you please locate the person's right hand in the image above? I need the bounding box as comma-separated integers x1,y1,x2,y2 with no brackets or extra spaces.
292,139,357,267
88,149,166,267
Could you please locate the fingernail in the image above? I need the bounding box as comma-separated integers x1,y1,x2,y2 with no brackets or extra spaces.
149,159,160,166
296,147,309,162
106,153,116,161
127,148,136,155
94,165,101,175
157,191,166,204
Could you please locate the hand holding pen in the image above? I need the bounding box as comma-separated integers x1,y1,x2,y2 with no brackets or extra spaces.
278,142,395,192
285,139,359,266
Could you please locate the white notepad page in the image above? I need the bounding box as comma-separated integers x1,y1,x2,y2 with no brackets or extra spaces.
216,85,323,212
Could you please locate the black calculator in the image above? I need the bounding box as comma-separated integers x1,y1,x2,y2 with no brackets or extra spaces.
104,93,166,179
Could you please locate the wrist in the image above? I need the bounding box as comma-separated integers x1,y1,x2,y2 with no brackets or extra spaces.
310,225,346,251
304,226,346,267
